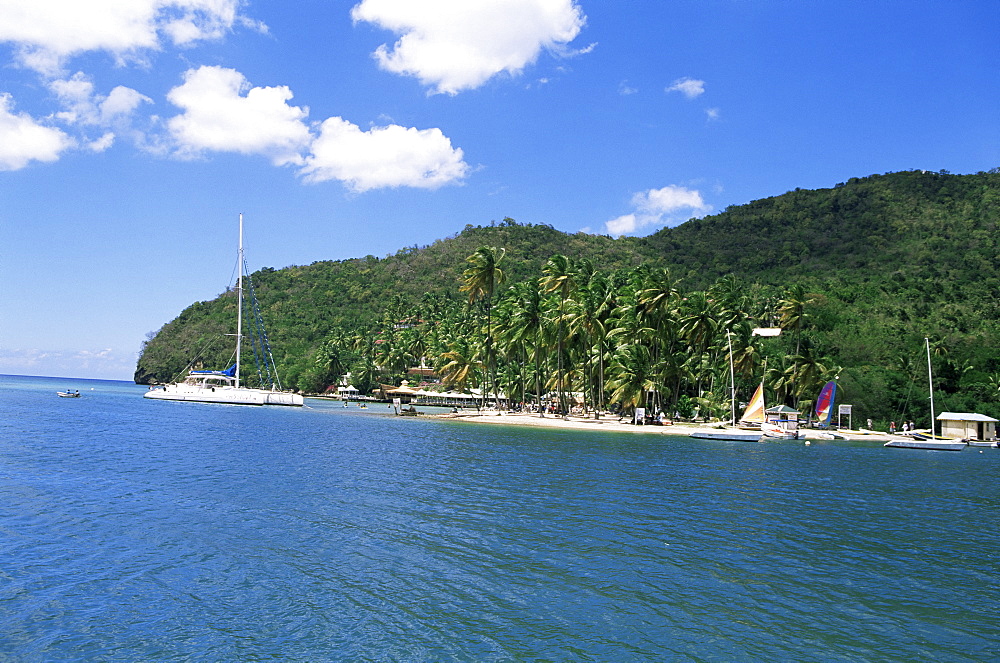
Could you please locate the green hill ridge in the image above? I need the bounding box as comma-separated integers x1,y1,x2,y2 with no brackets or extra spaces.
135,169,1000,426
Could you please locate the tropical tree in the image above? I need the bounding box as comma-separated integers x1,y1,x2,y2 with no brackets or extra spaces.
569,271,615,415
436,337,481,394
460,246,507,407
606,343,656,419
499,281,547,413
541,254,579,414
778,283,816,356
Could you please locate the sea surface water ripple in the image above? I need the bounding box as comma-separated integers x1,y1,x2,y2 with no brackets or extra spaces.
1,375,998,661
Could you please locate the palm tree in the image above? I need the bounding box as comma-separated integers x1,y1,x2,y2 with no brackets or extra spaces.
777,284,816,356
678,291,719,355
500,281,547,414
541,254,578,415
606,344,656,420
569,272,614,416
436,337,481,394
460,246,506,408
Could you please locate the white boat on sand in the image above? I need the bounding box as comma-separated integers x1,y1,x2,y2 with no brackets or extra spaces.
145,214,303,407
762,420,805,440
689,331,763,442
884,338,964,451
762,405,805,440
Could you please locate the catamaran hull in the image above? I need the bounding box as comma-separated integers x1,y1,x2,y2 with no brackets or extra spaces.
144,386,303,406
884,438,966,451
690,430,763,441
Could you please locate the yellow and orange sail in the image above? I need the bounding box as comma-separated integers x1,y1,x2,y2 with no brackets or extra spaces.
740,382,765,425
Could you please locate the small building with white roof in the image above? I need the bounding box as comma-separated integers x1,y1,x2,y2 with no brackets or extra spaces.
936,412,997,441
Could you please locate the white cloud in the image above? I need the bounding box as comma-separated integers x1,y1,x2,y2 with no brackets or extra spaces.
351,0,587,94
638,186,710,215
301,117,469,192
0,346,137,380
606,214,638,236
0,0,250,75
604,185,711,236
163,66,469,191
166,65,311,166
87,132,116,152
666,76,705,99
705,107,720,121
618,80,638,95
102,86,154,122
0,93,74,170
50,72,152,127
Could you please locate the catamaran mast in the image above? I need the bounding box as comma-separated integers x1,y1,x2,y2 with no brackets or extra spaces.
926,337,935,438
236,213,244,389
726,329,736,426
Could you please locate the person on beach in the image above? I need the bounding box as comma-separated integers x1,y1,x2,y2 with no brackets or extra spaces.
890,421,896,433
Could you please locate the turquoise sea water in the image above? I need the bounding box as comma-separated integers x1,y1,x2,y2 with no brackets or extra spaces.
1,374,998,661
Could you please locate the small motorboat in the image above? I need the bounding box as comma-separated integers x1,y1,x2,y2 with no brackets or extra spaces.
761,421,804,440
57,390,81,398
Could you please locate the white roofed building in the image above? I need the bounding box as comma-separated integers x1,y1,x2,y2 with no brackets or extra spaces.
937,412,997,441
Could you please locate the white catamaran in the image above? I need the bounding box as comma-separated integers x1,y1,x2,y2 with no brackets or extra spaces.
884,338,964,451
144,215,304,407
689,331,764,441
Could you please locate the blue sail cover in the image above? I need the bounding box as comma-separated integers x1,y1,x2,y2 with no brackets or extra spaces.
191,364,238,377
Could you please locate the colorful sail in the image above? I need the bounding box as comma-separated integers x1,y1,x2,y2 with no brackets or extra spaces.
740,382,765,424
815,381,837,426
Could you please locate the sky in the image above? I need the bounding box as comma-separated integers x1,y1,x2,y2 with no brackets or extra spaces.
1,0,997,381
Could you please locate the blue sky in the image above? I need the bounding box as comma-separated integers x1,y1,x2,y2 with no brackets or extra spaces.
1,1,997,380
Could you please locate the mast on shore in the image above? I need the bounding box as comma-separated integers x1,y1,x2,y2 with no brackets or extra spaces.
236,213,244,389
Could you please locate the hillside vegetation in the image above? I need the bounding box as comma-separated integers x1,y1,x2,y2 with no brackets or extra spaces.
135,169,1000,427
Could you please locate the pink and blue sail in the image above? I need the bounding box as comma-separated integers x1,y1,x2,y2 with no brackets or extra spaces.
815,381,837,427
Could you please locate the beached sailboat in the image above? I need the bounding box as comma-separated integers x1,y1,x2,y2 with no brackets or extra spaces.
144,215,304,407
690,331,763,441
739,382,765,428
885,339,964,451
814,381,836,427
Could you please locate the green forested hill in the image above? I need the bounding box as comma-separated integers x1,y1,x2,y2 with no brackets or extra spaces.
135,220,649,385
135,169,1000,426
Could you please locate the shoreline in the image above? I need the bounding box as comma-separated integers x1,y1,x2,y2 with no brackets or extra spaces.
426,410,894,442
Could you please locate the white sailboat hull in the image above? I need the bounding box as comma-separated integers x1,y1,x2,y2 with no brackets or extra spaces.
145,384,303,406
690,429,762,441
143,383,303,406
884,438,966,451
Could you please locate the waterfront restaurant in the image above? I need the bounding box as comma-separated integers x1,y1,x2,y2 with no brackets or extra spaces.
937,412,998,441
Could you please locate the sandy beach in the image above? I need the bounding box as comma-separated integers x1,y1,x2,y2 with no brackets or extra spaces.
428,410,894,442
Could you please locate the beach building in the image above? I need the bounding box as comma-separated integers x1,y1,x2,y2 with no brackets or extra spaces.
381,381,420,403
406,367,440,384
336,384,359,399
765,404,800,425
937,412,997,441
